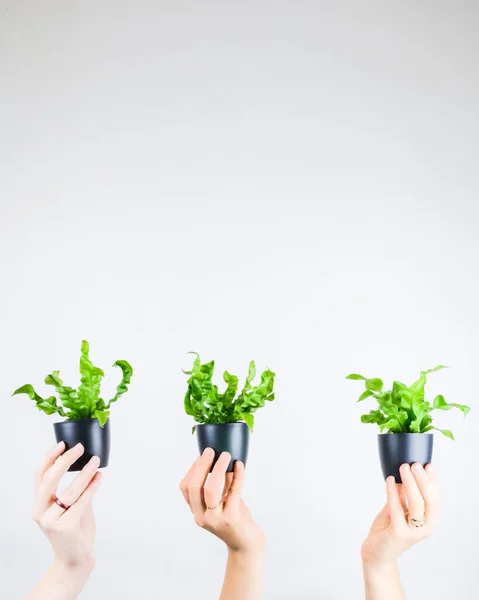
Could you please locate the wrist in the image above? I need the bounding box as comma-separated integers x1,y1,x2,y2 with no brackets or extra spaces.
227,546,265,564
362,561,399,582
52,556,96,579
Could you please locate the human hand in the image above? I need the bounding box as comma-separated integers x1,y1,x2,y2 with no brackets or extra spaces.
33,441,102,571
179,448,265,556
362,463,441,571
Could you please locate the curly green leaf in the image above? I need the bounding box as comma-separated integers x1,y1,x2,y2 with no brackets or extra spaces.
183,355,275,431
78,340,105,417
433,427,454,440
421,365,449,375
241,361,257,396
94,409,110,427
12,384,66,417
221,371,239,407
433,395,471,416
366,378,383,393
350,366,470,437
346,373,366,381
240,412,255,433
357,390,375,402
45,371,83,419
106,360,133,409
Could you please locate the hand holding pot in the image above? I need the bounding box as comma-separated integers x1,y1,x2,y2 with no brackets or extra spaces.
27,442,102,600
362,463,441,599
180,448,265,600
180,448,265,555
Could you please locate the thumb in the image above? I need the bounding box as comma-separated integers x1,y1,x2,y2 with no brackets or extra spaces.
368,503,390,534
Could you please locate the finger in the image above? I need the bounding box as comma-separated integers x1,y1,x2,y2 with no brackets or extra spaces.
44,456,101,522
425,463,440,485
204,452,231,509
397,484,408,512
40,456,101,526
386,475,407,528
59,456,101,507
179,454,204,506
35,442,66,487
39,443,85,494
411,463,441,521
222,473,234,498
187,448,215,518
369,504,390,533
34,444,85,514
400,464,425,520
61,471,102,526
224,460,245,512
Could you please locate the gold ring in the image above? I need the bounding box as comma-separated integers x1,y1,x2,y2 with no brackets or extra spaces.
408,514,427,528
206,498,225,510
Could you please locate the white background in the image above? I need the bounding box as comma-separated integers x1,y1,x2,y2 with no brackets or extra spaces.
1,1,478,598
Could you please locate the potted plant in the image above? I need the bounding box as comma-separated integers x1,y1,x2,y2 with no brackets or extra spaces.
13,340,133,471
346,365,470,482
183,353,276,472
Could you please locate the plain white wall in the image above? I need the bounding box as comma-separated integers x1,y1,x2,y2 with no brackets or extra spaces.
1,0,479,598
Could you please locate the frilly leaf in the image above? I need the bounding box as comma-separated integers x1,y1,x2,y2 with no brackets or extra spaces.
12,384,66,417
78,340,104,417
106,360,133,409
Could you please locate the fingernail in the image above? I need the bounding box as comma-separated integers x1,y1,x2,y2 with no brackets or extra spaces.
203,447,214,457
89,455,101,466
413,463,423,472
74,443,84,452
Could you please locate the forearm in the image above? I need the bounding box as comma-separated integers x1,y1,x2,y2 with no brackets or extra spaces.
26,560,94,600
220,549,264,600
363,562,406,600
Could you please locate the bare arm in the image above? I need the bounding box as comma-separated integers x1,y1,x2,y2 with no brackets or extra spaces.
363,562,406,600
27,561,94,600
220,549,263,600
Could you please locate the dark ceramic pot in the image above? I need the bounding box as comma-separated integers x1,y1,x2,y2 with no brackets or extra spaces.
196,422,250,473
54,418,110,472
378,433,433,482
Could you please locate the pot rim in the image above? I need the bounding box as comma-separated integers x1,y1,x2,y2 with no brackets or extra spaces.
377,432,434,437
54,417,107,426
196,421,248,428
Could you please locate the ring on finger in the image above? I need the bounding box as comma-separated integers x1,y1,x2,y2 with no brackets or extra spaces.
206,500,224,510
408,514,427,528
54,496,70,511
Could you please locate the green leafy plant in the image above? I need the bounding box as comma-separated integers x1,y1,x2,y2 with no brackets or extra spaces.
346,365,470,440
183,353,275,433
12,340,133,427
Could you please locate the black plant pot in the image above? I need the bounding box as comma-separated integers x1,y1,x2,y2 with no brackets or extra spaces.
54,418,110,472
378,433,433,482
196,423,250,473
